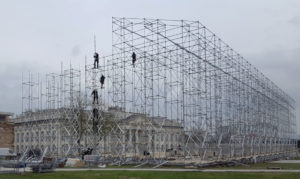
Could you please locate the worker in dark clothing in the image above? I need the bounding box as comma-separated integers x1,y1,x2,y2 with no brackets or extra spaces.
93,108,99,119
94,52,99,69
92,108,99,133
92,122,98,133
91,89,98,104
81,148,93,160
132,52,136,67
100,75,105,89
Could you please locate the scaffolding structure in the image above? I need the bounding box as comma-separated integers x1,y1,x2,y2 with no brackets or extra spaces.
17,64,82,157
109,17,297,161
15,17,297,165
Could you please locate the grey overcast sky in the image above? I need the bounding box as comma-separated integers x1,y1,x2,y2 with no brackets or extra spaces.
0,0,300,133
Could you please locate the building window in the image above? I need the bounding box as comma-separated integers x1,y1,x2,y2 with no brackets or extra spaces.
41,131,44,142
52,144,56,152
16,133,19,143
36,131,39,142
21,133,24,142
61,131,66,141
52,131,56,141
125,130,129,142
31,132,34,142
46,131,50,142
25,132,29,142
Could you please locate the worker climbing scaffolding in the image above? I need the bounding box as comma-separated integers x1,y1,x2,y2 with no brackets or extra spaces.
91,89,98,104
132,52,136,67
93,35,99,69
94,52,99,69
92,108,99,120
92,108,99,133
100,75,105,88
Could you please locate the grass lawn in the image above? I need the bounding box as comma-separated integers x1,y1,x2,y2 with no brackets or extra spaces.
1,171,300,179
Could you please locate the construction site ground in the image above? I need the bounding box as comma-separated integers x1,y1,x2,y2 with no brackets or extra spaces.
2,160,300,178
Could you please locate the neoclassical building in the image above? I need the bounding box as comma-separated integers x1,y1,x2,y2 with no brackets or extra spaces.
101,110,185,158
13,107,184,159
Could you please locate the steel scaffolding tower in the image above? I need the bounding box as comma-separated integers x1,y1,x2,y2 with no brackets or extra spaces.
15,17,296,165
18,65,82,157
110,17,297,161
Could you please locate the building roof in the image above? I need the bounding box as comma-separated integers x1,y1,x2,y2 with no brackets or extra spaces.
0,112,14,116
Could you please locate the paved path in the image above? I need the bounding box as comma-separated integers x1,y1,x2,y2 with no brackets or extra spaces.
55,168,300,173
55,168,200,172
0,167,30,174
270,160,300,164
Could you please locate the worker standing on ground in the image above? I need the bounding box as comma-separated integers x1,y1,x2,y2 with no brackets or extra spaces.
100,75,105,88
91,89,98,104
94,52,99,69
132,52,136,67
